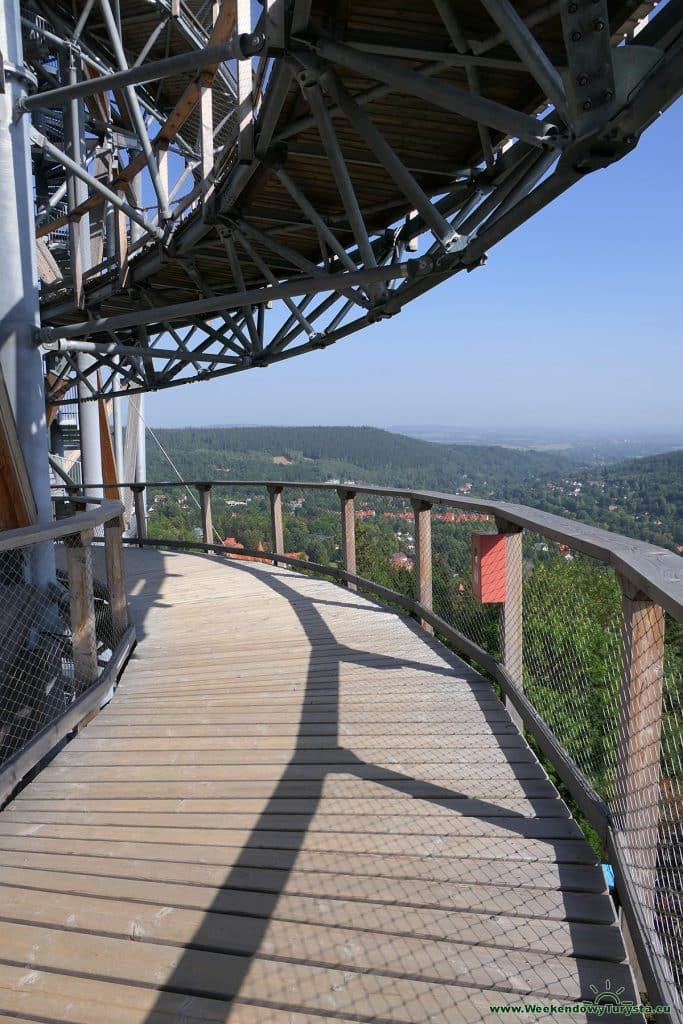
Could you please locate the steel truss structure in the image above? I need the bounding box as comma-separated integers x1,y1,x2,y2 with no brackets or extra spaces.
8,0,683,401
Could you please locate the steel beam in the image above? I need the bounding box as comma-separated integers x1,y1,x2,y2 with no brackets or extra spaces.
97,0,171,220
236,0,255,162
320,68,460,250
431,1,494,166
309,38,559,145
274,166,358,273
234,231,318,337
40,262,419,340
44,339,241,366
72,0,98,42
235,216,368,311
220,232,260,350
31,130,164,240
77,353,103,499
304,80,381,300
478,0,568,120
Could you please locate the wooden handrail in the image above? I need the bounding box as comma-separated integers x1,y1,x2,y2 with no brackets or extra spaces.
62,479,683,621
0,498,124,552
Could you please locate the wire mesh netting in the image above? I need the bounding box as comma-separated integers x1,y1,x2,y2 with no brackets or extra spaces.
0,540,121,773
144,484,203,544
215,484,272,560
430,506,501,662
282,488,340,568
422,517,683,1010
353,495,416,608
516,535,683,1006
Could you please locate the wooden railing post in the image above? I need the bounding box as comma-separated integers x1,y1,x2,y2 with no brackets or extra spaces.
198,484,213,545
411,499,433,632
337,487,356,589
104,514,128,641
497,518,524,733
131,484,146,547
65,528,99,695
267,485,284,565
616,574,665,915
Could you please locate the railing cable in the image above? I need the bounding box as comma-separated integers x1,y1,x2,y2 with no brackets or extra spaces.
136,410,223,545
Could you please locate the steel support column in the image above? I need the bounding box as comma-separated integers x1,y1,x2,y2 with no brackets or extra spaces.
0,0,54,584
112,359,125,480
136,392,147,499
77,353,103,498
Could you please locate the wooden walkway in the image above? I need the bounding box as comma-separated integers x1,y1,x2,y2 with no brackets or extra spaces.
0,549,642,1023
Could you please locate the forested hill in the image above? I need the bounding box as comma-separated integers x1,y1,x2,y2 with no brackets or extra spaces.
524,448,683,550
147,425,581,495
146,427,683,551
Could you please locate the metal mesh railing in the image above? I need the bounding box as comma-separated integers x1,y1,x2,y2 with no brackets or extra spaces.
0,549,71,765
113,477,683,1014
354,496,416,606
0,549,124,772
430,508,501,664
282,488,340,567
0,502,131,790
521,546,623,795
438,526,683,1014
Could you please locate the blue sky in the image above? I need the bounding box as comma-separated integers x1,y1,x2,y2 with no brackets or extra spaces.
147,99,683,431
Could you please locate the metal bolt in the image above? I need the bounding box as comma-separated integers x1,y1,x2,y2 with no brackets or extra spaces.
583,99,593,110
602,89,613,101
577,73,589,86
571,30,582,41
593,18,605,30
568,2,578,11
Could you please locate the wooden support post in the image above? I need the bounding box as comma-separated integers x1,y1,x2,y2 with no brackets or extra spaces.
267,485,284,565
104,514,128,641
131,484,146,547
411,499,433,632
65,528,99,695
497,518,524,733
338,488,356,589
0,365,37,529
616,575,665,916
198,484,213,545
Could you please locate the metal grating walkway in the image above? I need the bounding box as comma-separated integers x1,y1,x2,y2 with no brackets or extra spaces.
0,549,641,1022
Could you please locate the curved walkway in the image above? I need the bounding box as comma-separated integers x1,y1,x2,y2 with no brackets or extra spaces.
0,549,641,1023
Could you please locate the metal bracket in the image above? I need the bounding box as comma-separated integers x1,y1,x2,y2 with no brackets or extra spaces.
265,0,287,54
4,59,38,96
560,0,616,136
560,45,663,173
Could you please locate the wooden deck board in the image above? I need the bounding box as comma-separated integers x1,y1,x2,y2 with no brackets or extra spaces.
0,548,642,1022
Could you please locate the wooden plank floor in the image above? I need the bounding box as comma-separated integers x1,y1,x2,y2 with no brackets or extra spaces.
0,548,643,1023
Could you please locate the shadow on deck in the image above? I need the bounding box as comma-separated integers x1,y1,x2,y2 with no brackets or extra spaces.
0,548,643,1023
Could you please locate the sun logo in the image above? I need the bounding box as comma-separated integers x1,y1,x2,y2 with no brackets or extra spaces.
589,979,627,1004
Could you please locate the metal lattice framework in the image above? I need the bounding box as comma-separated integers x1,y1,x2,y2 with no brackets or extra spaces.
9,0,683,400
